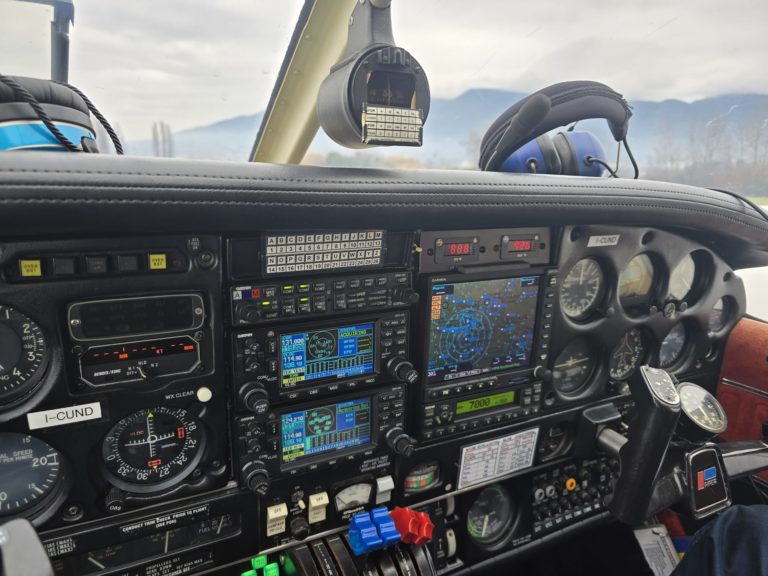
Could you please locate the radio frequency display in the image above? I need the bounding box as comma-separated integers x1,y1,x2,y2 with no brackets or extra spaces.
427,276,540,383
281,397,372,463
280,323,375,389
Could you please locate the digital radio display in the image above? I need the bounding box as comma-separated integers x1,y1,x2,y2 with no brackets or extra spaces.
281,397,372,463
456,391,518,416
280,323,375,389
427,276,540,383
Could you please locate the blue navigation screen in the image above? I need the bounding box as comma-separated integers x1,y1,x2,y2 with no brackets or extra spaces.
280,323,376,389
427,276,541,383
281,397,372,463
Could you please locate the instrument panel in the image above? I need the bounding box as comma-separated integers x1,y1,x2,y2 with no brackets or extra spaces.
0,224,746,575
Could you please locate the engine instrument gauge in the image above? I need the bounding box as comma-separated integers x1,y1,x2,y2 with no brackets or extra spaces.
552,339,596,395
101,406,205,493
709,298,730,332
0,433,67,524
559,258,605,320
335,482,373,512
678,382,728,439
618,254,656,313
609,329,646,380
0,305,49,405
404,461,441,493
659,324,687,368
466,484,514,546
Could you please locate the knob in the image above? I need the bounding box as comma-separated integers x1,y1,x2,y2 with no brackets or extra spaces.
244,338,261,351
241,460,270,495
104,487,126,514
245,356,262,371
238,382,269,415
387,357,419,384
533,366,553,383
385,428,416,457
290,516,311,540
235,302,261,323
393,286,420,305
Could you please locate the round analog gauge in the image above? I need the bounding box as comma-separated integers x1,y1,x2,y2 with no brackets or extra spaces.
466,484,514,546
609,329,647,380
678,382,728,436
0,305,49,405
404,461,441,493
659,324,687,368
668,254,696,302
559,258,606,320
335,482,373,513
618,254,656,312
102,406,205,493
552,340,596,395
0,433,67,522
709,298,730,332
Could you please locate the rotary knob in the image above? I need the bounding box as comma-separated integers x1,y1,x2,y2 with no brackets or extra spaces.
392,286,420,305
238,382,270,415
387,357,419,384
235,301,262,324
104,487,126,514
385,427,416,457
290,516,311,540
241,460,270,495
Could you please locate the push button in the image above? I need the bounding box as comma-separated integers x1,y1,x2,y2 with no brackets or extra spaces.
85,256,108,274
19,259,42,277
117,254,139,272
52,257,76,276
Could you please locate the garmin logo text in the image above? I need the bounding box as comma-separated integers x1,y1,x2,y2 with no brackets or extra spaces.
27,402,103,430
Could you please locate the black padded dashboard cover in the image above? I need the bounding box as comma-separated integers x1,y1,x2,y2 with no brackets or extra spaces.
0,152,766,269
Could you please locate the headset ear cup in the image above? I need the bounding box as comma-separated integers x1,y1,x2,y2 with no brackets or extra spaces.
552,132,579,176
535,134,562,174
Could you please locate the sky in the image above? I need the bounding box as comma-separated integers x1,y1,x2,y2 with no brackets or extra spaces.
1,0,767,141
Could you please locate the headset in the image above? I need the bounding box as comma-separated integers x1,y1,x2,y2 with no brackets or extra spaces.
479,80,635,177
0,74,122,154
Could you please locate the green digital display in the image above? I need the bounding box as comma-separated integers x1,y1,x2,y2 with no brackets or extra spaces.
455,391,517,416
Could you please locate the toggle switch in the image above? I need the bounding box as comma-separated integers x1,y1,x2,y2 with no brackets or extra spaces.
375,475,395,505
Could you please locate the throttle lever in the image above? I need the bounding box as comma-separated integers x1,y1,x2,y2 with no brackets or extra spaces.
609,366,681,525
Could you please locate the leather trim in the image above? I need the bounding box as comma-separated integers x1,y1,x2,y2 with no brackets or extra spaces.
0,153,766,269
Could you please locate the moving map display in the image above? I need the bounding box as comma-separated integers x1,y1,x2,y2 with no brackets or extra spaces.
280,323,375,389
427,276,540,383
281,397,372,463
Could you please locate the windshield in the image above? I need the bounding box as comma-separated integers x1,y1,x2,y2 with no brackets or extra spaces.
0,0,766,195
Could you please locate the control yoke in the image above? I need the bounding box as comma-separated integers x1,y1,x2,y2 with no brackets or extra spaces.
0,519,53,576
583,366,768,525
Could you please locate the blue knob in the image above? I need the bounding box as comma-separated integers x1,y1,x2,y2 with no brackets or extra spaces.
371,507,401,546
348,511,383,555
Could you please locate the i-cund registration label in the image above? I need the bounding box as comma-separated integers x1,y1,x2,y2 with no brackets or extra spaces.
457,428,539,490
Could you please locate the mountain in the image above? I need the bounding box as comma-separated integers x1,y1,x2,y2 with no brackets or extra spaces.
125,90,768,179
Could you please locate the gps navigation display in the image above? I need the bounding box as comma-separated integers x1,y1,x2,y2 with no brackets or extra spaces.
281,397,372,463
427,276,541,383
280,323,375,389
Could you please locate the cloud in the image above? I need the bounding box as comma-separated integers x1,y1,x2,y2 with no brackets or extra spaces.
2,0,767,142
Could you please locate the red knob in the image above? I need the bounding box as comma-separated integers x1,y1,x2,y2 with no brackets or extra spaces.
389,507,434,546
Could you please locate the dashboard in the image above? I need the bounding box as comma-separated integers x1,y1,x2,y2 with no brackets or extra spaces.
0,153,761,576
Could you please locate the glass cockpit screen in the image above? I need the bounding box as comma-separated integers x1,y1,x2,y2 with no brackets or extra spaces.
281,397,372,463
427,276,540,383
280,323,375,390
